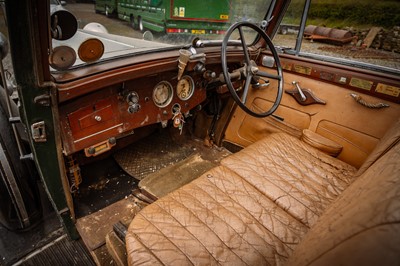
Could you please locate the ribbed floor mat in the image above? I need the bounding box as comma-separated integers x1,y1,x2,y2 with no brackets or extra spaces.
113,131,193,180
15,234,94,266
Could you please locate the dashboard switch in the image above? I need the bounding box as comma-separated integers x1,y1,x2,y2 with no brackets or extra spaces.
126,91,141,113
128,103,141,114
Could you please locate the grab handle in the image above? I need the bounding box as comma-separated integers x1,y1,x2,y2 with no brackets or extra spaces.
350,93,389,109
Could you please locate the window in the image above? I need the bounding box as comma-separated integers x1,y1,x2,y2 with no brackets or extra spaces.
273,0,400,72
50,0,273,70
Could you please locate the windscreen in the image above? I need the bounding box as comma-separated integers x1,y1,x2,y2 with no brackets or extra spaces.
50,0,273,70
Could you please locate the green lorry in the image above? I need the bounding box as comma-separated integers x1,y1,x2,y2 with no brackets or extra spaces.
96,0,230,34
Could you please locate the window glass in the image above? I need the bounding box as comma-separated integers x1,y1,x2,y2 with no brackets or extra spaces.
49,0,272,70
273,0,400,71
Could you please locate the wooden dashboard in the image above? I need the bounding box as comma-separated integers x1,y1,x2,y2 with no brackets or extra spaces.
59,70,206,156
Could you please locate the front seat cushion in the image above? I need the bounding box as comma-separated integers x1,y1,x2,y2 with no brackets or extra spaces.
126,133,357,265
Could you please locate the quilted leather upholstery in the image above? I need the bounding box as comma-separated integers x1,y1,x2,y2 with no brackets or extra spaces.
126,133,358,265
287,140,400,265
221,133,356,227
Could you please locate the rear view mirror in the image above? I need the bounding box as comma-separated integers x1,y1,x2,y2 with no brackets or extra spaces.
50,9,77,40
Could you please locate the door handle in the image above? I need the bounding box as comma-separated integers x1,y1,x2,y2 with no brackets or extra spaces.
285,81,326,106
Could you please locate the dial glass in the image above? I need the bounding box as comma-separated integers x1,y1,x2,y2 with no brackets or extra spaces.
152,81,173,108
176,75,195,101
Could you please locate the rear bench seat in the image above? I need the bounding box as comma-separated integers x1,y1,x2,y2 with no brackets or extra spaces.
126,119,400,265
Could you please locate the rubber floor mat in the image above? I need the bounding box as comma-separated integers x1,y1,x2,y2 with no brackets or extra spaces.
14,234,94,265
113,131,193,180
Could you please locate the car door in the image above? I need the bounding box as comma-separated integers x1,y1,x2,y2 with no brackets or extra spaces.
222,0,400,169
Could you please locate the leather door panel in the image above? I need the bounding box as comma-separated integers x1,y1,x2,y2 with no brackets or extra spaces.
224,67,400,168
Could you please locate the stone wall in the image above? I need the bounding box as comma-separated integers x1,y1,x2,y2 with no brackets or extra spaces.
371,26,400,53
351,26,400,53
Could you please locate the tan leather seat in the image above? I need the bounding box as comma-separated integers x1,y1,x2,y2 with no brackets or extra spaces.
126,119,400,265
287,141,400,265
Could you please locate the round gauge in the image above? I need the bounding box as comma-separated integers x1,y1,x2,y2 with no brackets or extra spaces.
176,75,195,101
152,81,173,108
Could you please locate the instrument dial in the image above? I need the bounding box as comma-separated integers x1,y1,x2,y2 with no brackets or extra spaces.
152,81,173,108
176,75,195,101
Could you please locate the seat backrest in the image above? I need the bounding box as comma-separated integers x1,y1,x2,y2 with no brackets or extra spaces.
287,139,400,265
356,118,400,176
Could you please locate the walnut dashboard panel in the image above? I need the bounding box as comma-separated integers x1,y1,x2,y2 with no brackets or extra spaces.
68,98,116,139
59,71,206,156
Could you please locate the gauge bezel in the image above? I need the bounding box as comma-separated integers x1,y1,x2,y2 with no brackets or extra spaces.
176,75,195,101
152,81,174,108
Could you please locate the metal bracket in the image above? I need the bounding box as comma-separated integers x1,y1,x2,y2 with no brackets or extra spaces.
31,121,47,142
34,94,51,107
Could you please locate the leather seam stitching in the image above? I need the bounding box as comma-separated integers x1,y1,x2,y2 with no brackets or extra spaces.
189,183,272,265
136,210,196,266
226,137,354,214
129,229,166,266
202,170,305,252
166,188,252,265
224,148,322,222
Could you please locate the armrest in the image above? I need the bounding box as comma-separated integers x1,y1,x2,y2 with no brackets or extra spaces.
301,129,343,157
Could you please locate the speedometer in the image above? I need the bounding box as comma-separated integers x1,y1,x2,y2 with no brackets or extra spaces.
176,75,195,101
152,81,173,108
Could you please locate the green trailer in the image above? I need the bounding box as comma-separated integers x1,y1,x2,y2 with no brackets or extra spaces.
116,0,230,34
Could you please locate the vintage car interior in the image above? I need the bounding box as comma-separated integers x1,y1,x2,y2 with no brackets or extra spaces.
0,0,399,265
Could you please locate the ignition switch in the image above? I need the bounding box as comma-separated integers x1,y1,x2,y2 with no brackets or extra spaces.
126,91,141,114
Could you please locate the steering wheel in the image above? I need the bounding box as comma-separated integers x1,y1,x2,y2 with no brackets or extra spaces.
221,21,283,118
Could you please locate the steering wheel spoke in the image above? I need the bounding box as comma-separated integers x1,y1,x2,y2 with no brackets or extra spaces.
257,70,282,81
240,74,253,104
238,26,251,65
221,21,284,118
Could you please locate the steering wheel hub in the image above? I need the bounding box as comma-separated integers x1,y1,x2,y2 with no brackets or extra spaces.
250,65,259,75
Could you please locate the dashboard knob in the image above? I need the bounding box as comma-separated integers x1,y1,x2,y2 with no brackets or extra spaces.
128,103,141,114
87,147,96,155
127,93,139,104
109,137,116,145
126,91,141,113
